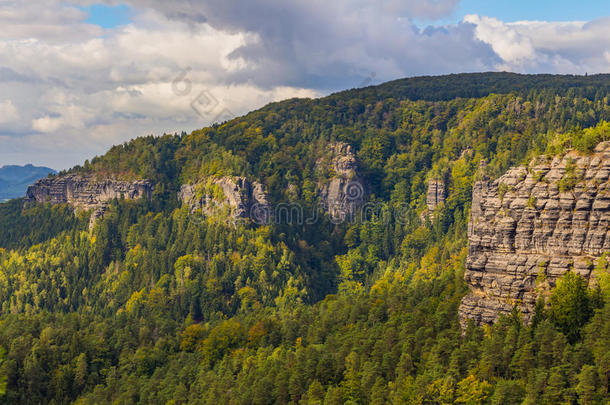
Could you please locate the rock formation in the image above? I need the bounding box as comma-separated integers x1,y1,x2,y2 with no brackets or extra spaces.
459,142,610,328
318,142,367,221
425,179,446,218
89,206,106,231
178,176,270,224
25,174,153,229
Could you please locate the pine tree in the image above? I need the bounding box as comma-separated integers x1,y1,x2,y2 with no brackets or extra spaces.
576,365,598,405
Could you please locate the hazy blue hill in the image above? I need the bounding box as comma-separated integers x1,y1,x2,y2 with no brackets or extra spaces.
0,164,56,201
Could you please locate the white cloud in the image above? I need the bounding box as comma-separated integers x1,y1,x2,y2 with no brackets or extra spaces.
0,1,101,42
464,15,610,73
0,3,325,168
465,15,536,64
0,99,19,124
31,116,62,133
31,104,93,133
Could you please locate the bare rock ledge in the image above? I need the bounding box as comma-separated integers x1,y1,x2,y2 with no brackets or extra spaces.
25,174,153,229
178,176,270,224
317,142,367,221
459,141,610,328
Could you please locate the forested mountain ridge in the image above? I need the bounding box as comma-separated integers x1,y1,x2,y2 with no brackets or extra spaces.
0,72,609,404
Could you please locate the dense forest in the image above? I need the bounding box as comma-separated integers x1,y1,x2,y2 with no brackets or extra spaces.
0,72,609,404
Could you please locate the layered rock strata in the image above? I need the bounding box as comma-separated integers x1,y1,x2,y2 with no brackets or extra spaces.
25,174,153,229
459,142,610,327
25,174,152,208
425,179,446,218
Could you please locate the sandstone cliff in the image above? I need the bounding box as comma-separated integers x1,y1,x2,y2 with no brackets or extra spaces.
178,177,270,224
459,142,610,328
25,174,153,229
317,142,367,221
425,179,446,219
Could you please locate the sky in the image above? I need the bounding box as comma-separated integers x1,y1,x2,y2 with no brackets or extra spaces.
430,0,610,24
0,1,609,169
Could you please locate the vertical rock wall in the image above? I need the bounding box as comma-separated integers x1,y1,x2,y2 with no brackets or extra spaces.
426,179,446,217
317,142,367,221
25,174,153,229
459,142,610,327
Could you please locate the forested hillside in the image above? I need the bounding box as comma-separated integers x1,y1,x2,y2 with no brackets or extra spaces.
0,73,609,404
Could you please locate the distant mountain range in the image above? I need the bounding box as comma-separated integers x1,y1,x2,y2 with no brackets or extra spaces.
0,164,56,201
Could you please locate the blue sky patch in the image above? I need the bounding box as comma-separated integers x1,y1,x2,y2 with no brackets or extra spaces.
459,0,607,22
416,0,608,27
80,3,132,29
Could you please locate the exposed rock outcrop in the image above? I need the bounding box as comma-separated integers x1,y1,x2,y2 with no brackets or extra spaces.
425,179,446,218
89,206,106,231
178,177,270,224
25,174,153,229
459,142,610,328
318,142,367,221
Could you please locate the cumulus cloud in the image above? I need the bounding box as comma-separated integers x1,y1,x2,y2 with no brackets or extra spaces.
117,0,486,89
0,2,322,167
0,100,19,125
0,1,101,42
465,15,536,64
465,15,610,73
0,0,608,169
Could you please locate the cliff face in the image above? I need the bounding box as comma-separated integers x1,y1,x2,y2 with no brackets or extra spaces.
318,142,367,221
178,177,270,224
459,142,610,328
26,174,152,209
425,179,446,218
25,174,153,228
